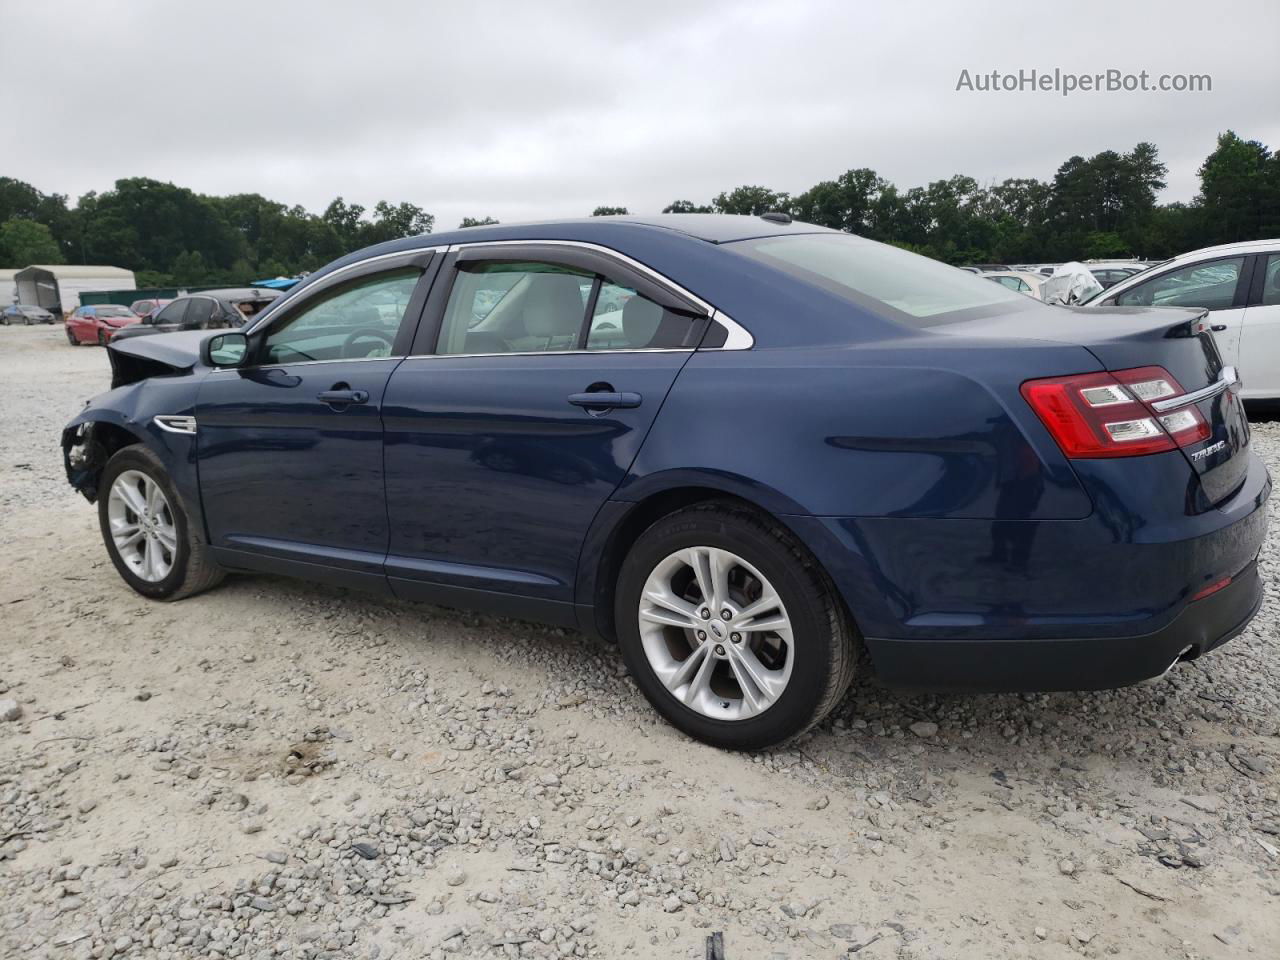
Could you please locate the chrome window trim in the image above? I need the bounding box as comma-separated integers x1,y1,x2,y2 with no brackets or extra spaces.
1150,365,1240,413
153,415,197,435
443,238,754,351
402,348,694,361
206,355,405,375
242,246,448,337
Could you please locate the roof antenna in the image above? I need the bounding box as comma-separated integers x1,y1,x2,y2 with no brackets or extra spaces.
759,211,792,224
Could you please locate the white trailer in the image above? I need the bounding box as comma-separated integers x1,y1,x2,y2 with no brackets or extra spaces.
13,265,136,316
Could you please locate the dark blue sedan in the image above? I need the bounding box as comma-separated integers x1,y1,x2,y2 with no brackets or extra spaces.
62,215,1270,749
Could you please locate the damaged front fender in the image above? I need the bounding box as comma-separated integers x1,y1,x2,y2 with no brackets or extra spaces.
61,414,148,503
60,371,208,540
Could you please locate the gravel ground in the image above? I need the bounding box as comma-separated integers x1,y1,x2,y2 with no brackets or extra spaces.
1,323,1278,959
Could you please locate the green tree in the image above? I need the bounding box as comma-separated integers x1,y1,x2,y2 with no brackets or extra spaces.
591,206,629,216
0,218,64,265
791,168,886,234
459,216,500,228
661,200,713,213
170,249,210,283
711,186,789,216
1197,131,1280,244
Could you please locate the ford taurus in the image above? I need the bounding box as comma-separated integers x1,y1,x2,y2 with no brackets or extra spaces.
61,215,1270,749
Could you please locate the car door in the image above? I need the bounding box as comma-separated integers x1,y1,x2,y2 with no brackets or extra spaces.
150,299,189,333
381,244,711,623
1236,252,1280,399
1108,254,1252,369
196,251,437,589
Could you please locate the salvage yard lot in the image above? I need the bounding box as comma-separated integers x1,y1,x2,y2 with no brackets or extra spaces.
1,324,1277,959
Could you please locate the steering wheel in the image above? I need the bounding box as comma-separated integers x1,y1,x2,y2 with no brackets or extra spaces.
342,327,395,358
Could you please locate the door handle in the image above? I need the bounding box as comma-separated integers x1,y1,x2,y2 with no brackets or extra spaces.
317,388,369,405
567,391,642,410
1211,324,1227,332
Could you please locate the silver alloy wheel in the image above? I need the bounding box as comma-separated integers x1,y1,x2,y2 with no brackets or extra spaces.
638,546,794,721
107,469,177,582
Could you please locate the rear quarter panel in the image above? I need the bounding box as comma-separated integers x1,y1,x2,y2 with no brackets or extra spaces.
621,339,1097,521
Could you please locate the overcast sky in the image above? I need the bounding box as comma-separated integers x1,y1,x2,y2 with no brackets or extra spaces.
4,0,1277,230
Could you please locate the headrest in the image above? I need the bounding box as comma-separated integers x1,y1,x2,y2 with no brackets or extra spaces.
523,274,585,339
622,296,665,347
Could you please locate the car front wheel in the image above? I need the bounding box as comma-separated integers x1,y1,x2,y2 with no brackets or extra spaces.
98,445,224,601
615,503,856,750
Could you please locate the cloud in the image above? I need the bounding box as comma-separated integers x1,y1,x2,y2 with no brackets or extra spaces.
3,0,1276,229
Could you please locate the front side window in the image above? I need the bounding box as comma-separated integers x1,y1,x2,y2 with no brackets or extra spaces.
1114,257,1245,310
733,233,1028,327
153,301,188,326
262,270,420,363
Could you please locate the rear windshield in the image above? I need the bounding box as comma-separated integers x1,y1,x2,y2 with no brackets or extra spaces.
733,233,1030,327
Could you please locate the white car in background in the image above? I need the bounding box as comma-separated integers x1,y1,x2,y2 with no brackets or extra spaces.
1084,239,1280,400
981,270,1045,299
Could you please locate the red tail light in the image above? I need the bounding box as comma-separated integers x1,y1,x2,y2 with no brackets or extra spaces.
1021,366,1210,459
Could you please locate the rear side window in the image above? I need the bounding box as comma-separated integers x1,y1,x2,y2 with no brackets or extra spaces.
184,298,215,328
438,262,698,355
439,262,591,355
734,233,1027,327
1262,254,1280,306
1114,257,1245,310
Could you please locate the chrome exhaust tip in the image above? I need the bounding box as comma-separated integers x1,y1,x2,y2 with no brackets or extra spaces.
1139,645,1195,686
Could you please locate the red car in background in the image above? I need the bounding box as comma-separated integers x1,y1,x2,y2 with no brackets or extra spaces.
129,298,173,321
65,304,142,345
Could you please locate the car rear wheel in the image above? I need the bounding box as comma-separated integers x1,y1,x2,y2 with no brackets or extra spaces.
65,328,77,345
615,503,856,750
98,445,224,601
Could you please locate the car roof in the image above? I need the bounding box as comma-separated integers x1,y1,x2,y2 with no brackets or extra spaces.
1166,238,1280,261
400,214,838,250
982,270,1042,283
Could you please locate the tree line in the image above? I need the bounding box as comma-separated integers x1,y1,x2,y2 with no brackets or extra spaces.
1,130,1276,286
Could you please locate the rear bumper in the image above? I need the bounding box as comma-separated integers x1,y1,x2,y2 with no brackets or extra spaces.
783,448,1270,692
863,559,1262,691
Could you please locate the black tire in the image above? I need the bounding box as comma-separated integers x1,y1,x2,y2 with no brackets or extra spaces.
66,327,78,345
615,502,856,751
97,329,107,346
97,445,225,601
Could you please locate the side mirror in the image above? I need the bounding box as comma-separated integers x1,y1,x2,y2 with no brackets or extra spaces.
202,331,248,368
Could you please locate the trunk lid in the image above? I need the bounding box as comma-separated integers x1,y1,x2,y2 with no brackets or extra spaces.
937,304,1249,507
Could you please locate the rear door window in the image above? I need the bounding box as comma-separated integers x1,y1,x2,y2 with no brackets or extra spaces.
437,262,591,355
1261,254,1280,306
586,281,693,350
183,298,215,329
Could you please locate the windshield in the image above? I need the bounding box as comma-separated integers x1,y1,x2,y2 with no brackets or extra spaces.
96,305,135,317
733,233,1029,327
